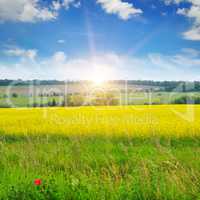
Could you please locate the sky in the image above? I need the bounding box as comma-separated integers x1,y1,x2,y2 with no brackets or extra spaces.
0,0,200,81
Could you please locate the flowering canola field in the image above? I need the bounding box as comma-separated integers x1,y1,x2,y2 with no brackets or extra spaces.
0,105,200,137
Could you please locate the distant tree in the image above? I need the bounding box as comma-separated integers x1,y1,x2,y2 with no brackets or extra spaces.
195,97,200,104
66,94,85,107
52,98,57,107
12,93,18,98
48,101,52,107
92,92,119,106
182,82,186,92
47,99,57,107
33,102,38,107
172,96,194,104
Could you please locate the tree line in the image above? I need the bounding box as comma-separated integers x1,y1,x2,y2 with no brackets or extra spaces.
0,79,200,92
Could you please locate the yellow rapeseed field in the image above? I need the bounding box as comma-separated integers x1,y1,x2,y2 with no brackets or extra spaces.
0,105,200,137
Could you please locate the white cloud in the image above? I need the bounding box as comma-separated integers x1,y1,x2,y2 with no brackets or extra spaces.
149,51,200,69
73,1,81,8
0,0,81,23
52,51,67,63
52,0,81,11
0,0,58,22
57,39,66,44
4,47,37,60
1,50,200,81
177,8,187,15
176,1,200,40
62,0,80,9
0,0,143,22
164,0,200,40
52,1,62,11
181,48,200,57
183,25,200,40
163,0,183,5
96,0,142,20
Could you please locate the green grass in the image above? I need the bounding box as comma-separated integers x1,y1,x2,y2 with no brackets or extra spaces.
1,135,200,199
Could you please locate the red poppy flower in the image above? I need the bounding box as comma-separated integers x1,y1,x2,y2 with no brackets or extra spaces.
34,179,42,186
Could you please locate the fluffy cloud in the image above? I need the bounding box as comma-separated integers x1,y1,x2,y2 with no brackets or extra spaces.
52,51,67,63
4,47,37,60
0,0,58,22
96,0,142,20
0,0,80,22
0,0,142,22
62,0,81,9
52,1,62,11
183,25,200,40
164,0,200,40
176,1,200,40
1,50,200,81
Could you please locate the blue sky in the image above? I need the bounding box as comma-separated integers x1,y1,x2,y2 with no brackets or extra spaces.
0,0,200,81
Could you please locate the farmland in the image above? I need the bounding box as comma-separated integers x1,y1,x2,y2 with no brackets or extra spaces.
1,105,200,199
1,83,200,108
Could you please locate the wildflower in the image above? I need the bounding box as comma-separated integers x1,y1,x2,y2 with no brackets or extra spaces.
34,179,42,186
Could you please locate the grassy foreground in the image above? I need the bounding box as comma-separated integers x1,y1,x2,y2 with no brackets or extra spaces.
0,105,200,199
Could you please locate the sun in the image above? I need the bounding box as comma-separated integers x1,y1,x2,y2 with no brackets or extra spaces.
90,66,107,86
89,63,115,86
92,74,106,85
91,75,105,86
